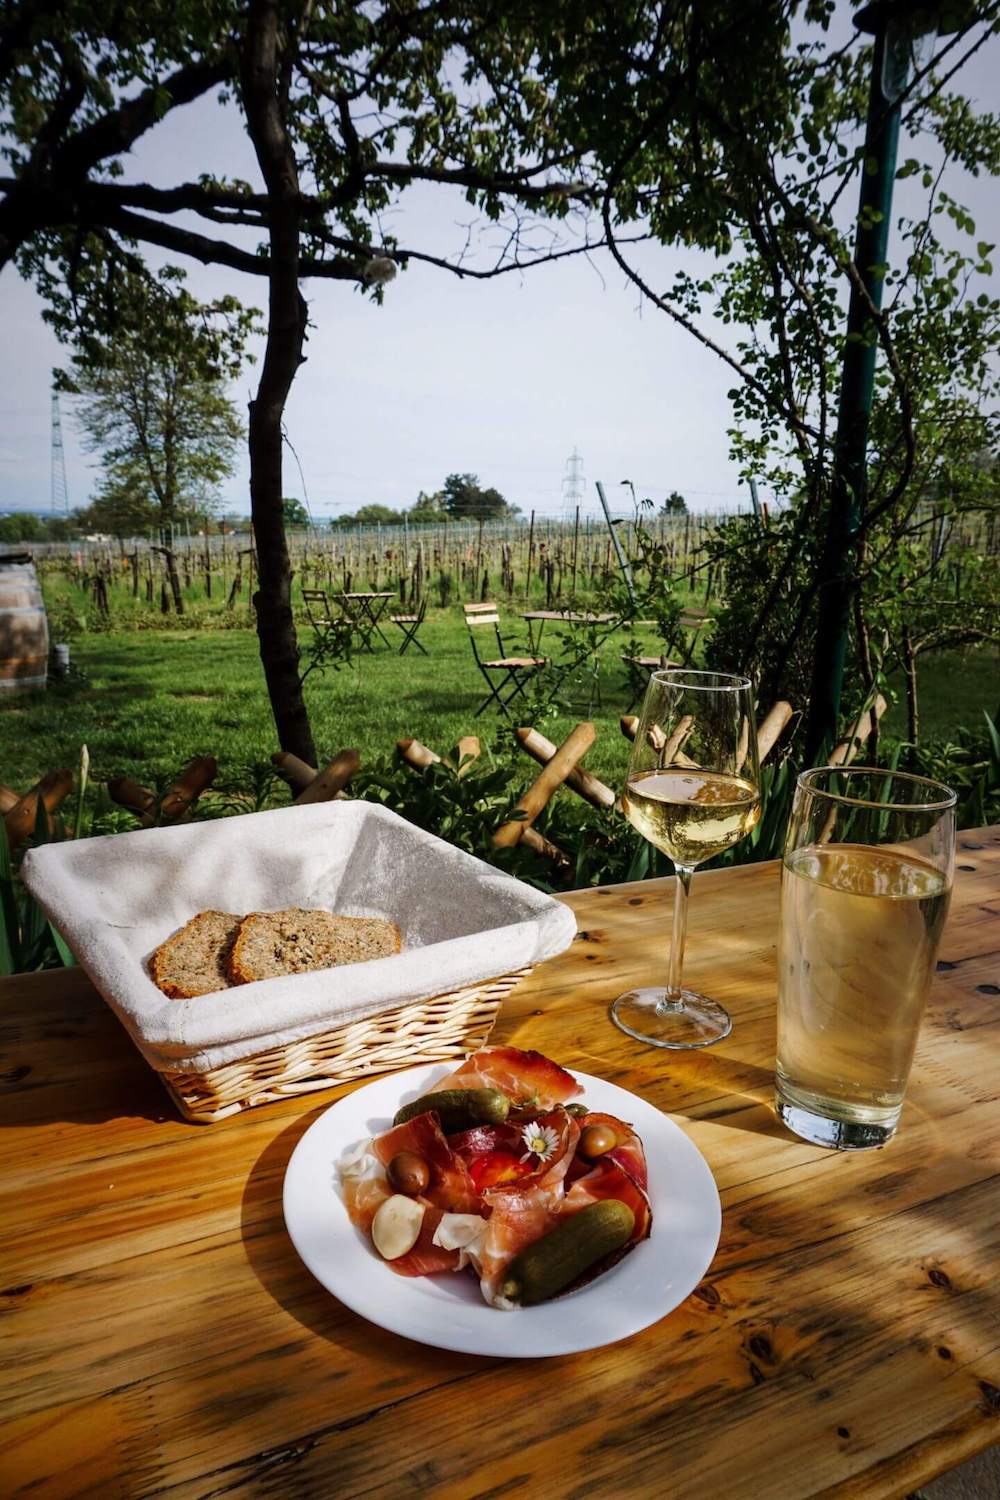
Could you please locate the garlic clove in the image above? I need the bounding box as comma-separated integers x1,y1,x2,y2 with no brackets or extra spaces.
371,1194,425,1261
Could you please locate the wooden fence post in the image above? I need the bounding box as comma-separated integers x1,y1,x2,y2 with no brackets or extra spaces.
515,727,616,809
493,722,596,848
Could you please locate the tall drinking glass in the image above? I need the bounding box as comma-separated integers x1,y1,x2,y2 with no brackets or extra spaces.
777,767,956,1150
611,670,761,1049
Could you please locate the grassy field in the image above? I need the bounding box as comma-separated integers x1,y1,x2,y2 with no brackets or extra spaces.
3,588,997,801
2,608,650,794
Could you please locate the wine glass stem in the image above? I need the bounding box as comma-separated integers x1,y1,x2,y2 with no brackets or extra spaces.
663,864,695,1011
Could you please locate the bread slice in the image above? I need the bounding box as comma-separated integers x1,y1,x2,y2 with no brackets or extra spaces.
151,911,242,999
227,908,401,985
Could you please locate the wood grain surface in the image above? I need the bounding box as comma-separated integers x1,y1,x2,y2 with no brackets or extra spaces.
1,828,998,1500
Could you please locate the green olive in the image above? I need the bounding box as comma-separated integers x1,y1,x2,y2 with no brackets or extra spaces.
386,1150,430,1196
579,1123,618,1159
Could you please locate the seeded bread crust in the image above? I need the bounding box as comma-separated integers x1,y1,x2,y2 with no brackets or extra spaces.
227,907,401,985
151,910,242,999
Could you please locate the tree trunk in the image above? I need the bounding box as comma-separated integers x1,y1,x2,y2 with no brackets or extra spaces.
168,550,185,615
154,545,185,614
242,0,317,764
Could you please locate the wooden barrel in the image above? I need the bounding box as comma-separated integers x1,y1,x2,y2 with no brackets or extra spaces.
0,560,49,693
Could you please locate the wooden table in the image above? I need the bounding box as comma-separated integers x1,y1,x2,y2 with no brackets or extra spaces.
3,830,999,1499
521,608,617,653
335,591,396,650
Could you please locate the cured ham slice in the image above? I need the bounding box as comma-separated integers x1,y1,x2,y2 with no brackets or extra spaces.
427,1046,582,1110
478,1185,560,1303
576,1111,649,1191
448,1122,523,1160
338,1141,394,1233
388,1205,462,1278
476,1108,581,1304
563,1158,652,1244
371,1112,480,1215
342,1174,392,1234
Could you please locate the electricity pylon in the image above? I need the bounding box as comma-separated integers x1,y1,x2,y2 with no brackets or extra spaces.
50,391,69,514
562,447,585,516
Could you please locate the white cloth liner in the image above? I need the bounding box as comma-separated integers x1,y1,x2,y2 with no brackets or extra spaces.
21,801,577,1074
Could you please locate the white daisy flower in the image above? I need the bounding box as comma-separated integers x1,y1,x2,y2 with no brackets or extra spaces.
519,1121,560,1164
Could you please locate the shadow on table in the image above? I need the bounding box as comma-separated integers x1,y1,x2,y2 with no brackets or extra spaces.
238,1103,496,1373
545,1024,791,1143
0,1013,179,1129
675,1051,795,1141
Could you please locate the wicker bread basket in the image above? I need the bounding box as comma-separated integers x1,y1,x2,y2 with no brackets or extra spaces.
160,967,529,1123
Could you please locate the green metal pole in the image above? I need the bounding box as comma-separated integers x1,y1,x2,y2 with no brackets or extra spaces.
804,12,901,761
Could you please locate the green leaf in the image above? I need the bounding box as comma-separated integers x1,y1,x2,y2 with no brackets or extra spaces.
33,793,50,847
48,923,77,968
983,710,1000,777
624,838,650,883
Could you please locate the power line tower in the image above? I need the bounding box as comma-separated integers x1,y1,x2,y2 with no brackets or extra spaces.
50,391,69,514
562,447,585,517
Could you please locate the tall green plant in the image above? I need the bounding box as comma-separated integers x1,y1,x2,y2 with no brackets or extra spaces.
0,799,75,975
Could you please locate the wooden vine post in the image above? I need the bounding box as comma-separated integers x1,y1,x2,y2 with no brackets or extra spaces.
294,749,360,804
106,777,158,827
622,702,796,769
756,701,794,763
514,727,616,810
108,757,219,827
271,750,360,803
4,770,74,850
829,695,887,766
493,722,596,849
395,734,571,870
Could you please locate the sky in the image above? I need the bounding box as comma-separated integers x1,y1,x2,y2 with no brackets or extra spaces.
1,6,998,524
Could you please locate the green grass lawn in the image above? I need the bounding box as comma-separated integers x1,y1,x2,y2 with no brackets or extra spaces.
2,608,649,795
880,648,998,743
2,583,996,800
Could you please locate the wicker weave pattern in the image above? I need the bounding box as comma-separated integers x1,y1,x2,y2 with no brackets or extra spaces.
161,968,530,1123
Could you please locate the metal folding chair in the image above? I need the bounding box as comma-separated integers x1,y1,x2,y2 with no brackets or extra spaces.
620,652,683,711
389,596,429,656
672,607,708,664
301,588,352,679
464,602,545,718
621,608,711,707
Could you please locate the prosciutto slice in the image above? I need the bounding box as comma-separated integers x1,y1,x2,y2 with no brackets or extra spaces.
562,1158,652,1244
427,1046,582,1110
576,1111,649,1191
388,1205,463,1278
476,1108,581,1304
341,1172,392,1234
447,1122,522,1165
338,1140,394,1233
370,1112,481,1215
478,1185,561,1303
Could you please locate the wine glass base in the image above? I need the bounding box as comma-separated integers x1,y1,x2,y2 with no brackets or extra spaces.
610,988,732,1050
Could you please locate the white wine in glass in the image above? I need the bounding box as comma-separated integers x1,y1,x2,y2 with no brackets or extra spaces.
612,671,761,1049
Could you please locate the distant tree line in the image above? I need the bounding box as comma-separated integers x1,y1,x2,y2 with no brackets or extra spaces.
332,474,520,528
0,470,521,544
0,511,77,544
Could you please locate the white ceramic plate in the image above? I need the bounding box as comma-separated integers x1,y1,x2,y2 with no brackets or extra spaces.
282,1064,722,1358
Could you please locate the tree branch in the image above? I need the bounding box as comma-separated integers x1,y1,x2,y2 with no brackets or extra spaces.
56,54,236,180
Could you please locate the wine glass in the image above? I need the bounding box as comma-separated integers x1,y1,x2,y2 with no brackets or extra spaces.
611,669,761,1049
